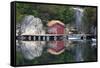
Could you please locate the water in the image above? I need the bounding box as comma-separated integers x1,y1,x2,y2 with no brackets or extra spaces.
16,40,97,65
73,8,84,33
16,15,97,65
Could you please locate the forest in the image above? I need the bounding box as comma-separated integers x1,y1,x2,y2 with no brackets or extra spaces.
16,3,97,34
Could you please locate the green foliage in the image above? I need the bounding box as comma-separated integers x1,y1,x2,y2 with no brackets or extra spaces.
16,3,75,24
84,7,96,24
16,3,39,23
16,52,24,65
16,50,74,65
57,6,74,24
64,51,74,62
83,7,97,33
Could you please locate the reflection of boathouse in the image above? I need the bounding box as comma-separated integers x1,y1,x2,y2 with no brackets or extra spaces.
47,20,65,55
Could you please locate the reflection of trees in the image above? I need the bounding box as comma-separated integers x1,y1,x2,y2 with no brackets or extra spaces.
64,41,85,61
64,40,97,62
16,41,45,60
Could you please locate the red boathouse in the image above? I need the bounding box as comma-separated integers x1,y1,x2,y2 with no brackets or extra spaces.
47,20,65,55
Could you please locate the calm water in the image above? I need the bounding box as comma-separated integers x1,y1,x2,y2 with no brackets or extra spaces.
15,15,97,65
16,40,97,65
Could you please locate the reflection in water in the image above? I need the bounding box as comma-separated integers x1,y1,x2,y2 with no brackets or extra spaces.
73,42,84,61
16,15,97,65
47,41,65,55
16,40,97,62
16,41,45,60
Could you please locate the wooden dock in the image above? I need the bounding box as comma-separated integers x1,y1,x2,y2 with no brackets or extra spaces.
16,34,96,41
